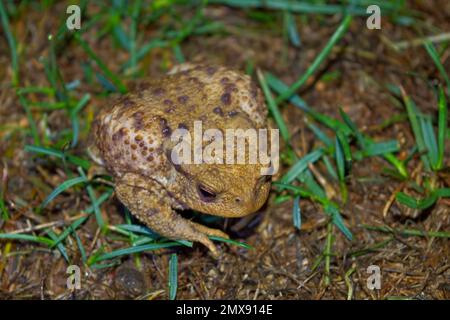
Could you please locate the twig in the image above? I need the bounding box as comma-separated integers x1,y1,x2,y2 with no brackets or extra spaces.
7,214,87,234
392,32,450,51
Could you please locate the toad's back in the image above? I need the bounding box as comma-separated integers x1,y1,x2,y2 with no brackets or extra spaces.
91,64,268,181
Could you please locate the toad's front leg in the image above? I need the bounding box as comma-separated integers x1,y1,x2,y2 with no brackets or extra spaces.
115,180,227,257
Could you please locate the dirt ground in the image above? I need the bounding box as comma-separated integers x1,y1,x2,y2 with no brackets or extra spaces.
0,1,449,299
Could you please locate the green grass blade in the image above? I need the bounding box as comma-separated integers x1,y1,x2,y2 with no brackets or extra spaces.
16,86,55,96
437,87,447,170
90,261,121,270
335,136,346,182
265,72,310,112
334,135,348,202
114,224,159,238
357,140,400,158
324,204,353,241
257,70,290,142
112,224,193,247
0,233,55,246
74,230,87,263
276,180,353,239
122,39,169,70
209,0,374,15
45,34,68,104
292,195,301,230
25,145,91,170
209,236,253,250
95,73,117,92
70,94,91,148
18,96,40,145
46,229,69,262
396,191,440,210
383,153,408,178
401,88,430,170
25,145,64,158
88,184,105,229
132,236,158,246
168,253,178,300
72,119,83,150
265,72,352,135
65,155,91,170
129,0,142,74
0,193,9,220
339,108,365,148
41,176,88,209
435,188,450,198
78,168,105,230
306,122,332,147
176,239,193,247
51,215,89,247
276,14,352,103
336,130,352,166
363,224,450,238
424,41,450,93
113,25,131,51
323,155,338,181
85,189,113,214
75,33,127,93
280,149,324,184
0,0,19,86
419,115,438,169
274,182,328,206
299,170,327,199
284,11,300,47
95,242,181,262
65,80,81,91
173,44,185,63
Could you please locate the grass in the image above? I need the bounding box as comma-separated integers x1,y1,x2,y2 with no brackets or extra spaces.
267,62,408,241
168,253,178,300
292,195,301,230
40,175,88,209
362,225,450,239
260,17,410,244
209,0,415,19
75,33,128,93
424,41,450,94
265,72,409,178
394,84,450,211
275,14,353,103
0,0,19,87
25,145,91,170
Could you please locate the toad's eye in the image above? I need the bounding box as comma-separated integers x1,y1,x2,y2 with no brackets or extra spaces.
197,184,217,202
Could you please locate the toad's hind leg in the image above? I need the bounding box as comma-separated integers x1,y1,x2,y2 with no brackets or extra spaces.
115,181,221,257
188,221,229,240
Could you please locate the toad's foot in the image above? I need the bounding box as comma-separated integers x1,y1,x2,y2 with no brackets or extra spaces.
188,220,230,240
115,181,225,258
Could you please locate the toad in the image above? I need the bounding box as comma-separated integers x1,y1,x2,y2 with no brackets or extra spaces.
88,64,273,257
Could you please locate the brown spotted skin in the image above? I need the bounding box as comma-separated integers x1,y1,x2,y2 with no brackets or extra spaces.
89,64,271,257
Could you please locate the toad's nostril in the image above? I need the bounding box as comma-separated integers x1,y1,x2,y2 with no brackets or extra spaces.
235,197,241,203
